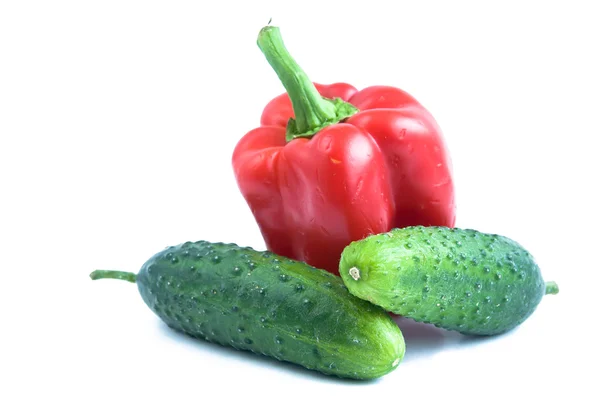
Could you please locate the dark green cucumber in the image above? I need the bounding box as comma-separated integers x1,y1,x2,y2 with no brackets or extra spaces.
339,226,558,336
90,240,405,379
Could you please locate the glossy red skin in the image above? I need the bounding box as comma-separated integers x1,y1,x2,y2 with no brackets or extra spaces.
232,83,455,275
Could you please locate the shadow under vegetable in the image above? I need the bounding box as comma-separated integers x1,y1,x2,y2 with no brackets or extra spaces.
156,314,503,383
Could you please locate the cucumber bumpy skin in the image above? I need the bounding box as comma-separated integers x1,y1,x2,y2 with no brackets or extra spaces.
90,240,405,380
339,226,559,336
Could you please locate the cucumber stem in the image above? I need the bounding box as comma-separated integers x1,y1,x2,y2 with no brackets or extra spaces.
90,270,137,283
545,281,559,295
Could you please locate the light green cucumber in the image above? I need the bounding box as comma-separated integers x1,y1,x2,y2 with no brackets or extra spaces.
339,226,558,335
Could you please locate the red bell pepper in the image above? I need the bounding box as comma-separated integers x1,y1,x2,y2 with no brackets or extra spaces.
232,26,456,275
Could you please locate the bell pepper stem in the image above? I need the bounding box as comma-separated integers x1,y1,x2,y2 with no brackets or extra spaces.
257,26,358,141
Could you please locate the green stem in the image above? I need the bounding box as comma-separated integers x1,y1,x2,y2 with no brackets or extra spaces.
257,26,358,141
90,270,137,283
545,281,559,295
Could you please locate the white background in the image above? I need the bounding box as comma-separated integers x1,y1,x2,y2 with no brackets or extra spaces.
1,1,598,397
